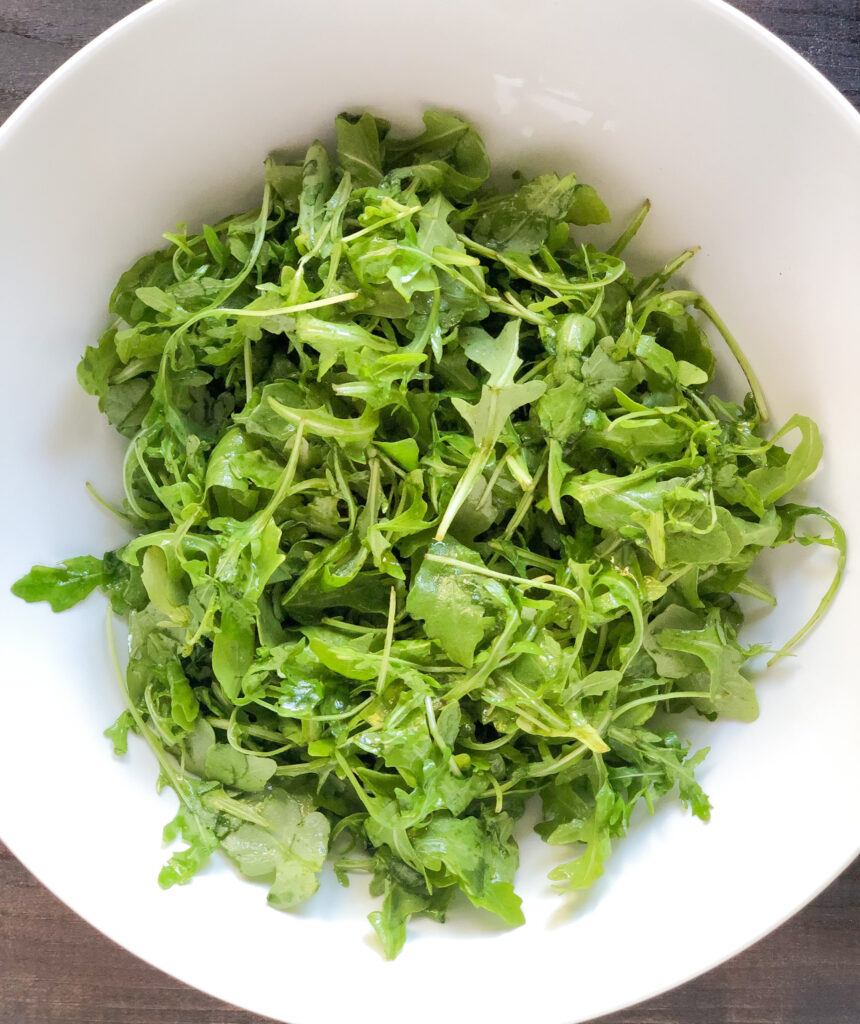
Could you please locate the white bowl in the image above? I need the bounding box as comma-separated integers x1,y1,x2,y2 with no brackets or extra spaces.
1,1,858,1022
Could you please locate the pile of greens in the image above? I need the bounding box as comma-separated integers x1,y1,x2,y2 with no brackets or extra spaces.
13,110,844,958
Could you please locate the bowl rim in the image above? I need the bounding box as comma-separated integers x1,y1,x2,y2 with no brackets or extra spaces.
0,1,857,1021
0,0,858,149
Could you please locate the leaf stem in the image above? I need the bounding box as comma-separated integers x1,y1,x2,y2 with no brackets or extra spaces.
211,291,359,320
425,553,584,607
610,690,711,721
767,509,846,665
608,198,651,257
434,444,492,541
656,290,769,421
376,587,398,694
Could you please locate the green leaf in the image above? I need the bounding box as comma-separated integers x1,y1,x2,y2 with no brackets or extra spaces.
566,183,610,226
636,335,679,381
677,360,708,386
267,398,379,452
136,286,178,314
472,173,579,253
297,140,333,250
416,192,460,253
104,710,136,756
375,438,420,472
101,378,152,437
563,470,684,558
141,546,189,624
406,540,510,667
369,878,432,960
537,378,588,441
77,327,120,399
221,789,330,910
335,112,384,186
548,780,620,891
211,596,256,703
652,607,759,721
204,744,276,792
581,341,640,406
385,109,490,199
414,812,524,925
747,414,822,505
452,380,545,449
266,162,303,208
460,321,524,386
11,556,104,611
159,783,220,889
452,322,546,448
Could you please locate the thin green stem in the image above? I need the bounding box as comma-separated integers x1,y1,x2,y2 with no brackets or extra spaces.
243,337,253,406
768,511,846,665
210,291,358,320
653,290,769,421
434,444,492,541
610,690,710,721
634,247,700,306
376,587,398,694
425,553,584,608
608,198,651,257
86,481,133,525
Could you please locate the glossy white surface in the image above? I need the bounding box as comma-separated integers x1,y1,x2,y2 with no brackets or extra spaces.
0,1,858,1022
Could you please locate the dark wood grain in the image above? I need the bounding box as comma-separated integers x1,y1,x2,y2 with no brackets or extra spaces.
1,2,858,1023
732,0,860,106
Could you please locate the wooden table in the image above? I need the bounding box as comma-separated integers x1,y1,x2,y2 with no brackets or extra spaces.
1,3,857,1022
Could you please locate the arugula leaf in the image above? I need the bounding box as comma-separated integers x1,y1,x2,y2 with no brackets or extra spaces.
414,812,524,925
537,378,588,441
472,173,579,253
222,788,330,909
204,744,276,792
384,109,490,200
335,112,384,186
104,710,136,756
567,183,611,226
406,540,509,667
437,322,545,539
297,140,334,251
12,556,105,611
159,781,221,889
211,595,257,702
548,780,622,890
77,327,121,401
657,611,760,721
369,879,434,960
747,414,822,505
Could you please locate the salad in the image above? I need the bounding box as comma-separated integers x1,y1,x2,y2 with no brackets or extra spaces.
12,110,843,958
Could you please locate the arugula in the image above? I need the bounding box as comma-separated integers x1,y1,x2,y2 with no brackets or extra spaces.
12,111,843,958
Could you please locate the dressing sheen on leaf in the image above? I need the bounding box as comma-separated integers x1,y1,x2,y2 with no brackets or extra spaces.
11,110,843,957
